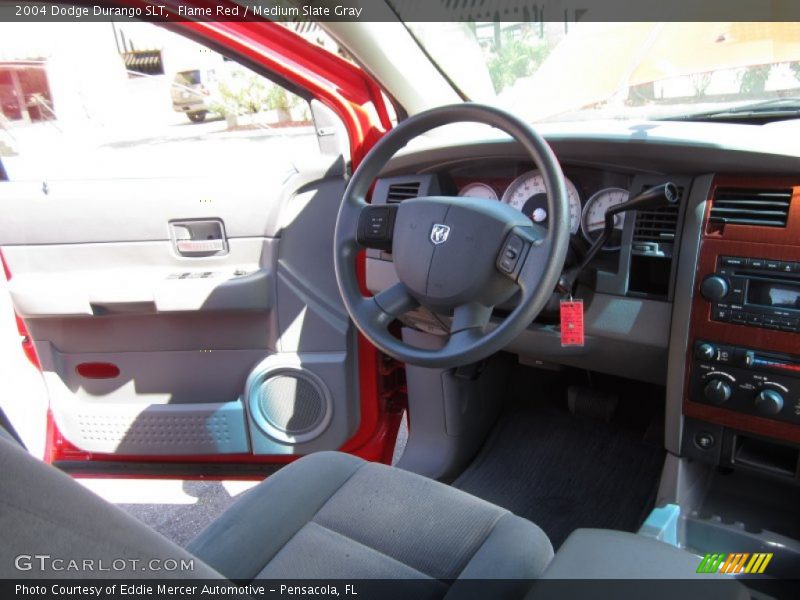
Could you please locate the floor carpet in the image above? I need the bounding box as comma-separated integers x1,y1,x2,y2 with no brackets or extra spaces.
454,368,666,549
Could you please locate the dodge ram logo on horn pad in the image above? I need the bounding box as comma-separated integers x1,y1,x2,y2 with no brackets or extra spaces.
430,223,450,245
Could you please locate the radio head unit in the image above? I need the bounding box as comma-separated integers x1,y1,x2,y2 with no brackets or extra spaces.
700,256,800,332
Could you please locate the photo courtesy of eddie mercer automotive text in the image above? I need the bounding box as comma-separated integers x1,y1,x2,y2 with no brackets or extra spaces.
14,584,355,596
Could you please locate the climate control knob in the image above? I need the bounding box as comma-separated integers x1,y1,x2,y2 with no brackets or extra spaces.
697,343,716,361
754,389,784,416
700,275,729,302
704,379,732,405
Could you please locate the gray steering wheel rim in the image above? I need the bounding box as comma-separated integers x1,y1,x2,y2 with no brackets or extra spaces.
334,103,570,368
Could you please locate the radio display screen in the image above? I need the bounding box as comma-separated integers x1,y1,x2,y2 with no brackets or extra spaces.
748,281,800,310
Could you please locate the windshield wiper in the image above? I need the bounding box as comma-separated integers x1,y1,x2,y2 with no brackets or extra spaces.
664,96,800,122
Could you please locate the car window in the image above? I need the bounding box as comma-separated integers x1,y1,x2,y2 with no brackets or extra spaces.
0,20,322,182
405,21,800,122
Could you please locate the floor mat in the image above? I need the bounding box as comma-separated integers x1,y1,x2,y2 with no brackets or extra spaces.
453,369,665,549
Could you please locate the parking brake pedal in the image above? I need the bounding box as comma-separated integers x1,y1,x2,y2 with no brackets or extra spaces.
567,386,618,422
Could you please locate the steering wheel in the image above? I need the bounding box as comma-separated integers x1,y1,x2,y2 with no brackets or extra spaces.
334,103,570,368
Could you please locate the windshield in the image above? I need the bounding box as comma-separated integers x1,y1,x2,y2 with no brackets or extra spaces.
406,22,800,122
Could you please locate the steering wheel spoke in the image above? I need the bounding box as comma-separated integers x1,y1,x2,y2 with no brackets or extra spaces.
451,301,492,334
356,203,397,252
373,282,419,317
445,327,486,354
517,237,552,302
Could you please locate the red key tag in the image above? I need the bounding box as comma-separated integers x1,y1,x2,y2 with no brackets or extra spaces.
560,299,584,347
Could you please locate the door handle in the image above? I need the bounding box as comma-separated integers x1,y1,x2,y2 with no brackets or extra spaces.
176,239,225,254
170,219,227,256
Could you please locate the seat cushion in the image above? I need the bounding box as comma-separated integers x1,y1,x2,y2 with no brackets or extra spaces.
0,436,222,579
187,451,553,587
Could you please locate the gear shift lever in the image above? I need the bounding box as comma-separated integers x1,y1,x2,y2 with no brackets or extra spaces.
558,182,680,295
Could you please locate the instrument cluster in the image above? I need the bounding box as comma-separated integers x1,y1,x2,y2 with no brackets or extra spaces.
456,168,630,250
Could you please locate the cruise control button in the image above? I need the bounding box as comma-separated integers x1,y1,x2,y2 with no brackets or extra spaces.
497,234,525,275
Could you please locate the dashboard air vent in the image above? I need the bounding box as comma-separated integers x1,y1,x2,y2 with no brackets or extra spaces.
633,186,683,245
386,181,421,203
710,188,791,228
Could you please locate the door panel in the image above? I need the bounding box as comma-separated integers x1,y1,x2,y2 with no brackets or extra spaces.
0,15,397,470
1,165,360,462
0,15,377,466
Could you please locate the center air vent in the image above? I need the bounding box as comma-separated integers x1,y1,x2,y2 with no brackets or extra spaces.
386,181,421,202
710,188,791,228
633,185,683,247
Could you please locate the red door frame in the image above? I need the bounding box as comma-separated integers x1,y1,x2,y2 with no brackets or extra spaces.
2,5,402,471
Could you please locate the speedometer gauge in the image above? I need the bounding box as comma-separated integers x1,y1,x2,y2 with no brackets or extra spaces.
581,188,629,250
501,170,581,234
458,182,498,200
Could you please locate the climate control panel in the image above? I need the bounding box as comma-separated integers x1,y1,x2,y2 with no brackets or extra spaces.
689,340,800,425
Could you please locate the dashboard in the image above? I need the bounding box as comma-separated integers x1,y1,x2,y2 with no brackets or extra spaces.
364,118,800,479
368,153,687,387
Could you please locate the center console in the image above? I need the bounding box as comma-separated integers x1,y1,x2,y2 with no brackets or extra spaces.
682,176,800,482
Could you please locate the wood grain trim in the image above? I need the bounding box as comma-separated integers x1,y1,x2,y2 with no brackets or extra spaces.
684,175,800,443
684,402,800,443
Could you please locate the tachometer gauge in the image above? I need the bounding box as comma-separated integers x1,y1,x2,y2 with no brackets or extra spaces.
458,182,498,200
500,170,581,234
581,187,629,250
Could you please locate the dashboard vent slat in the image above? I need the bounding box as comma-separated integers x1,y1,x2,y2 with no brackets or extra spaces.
633,186,683,245
386,181,421,203
710,188,791,227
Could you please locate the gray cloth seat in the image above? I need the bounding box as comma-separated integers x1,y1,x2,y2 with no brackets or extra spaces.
0,435,553,589
187,451,554,587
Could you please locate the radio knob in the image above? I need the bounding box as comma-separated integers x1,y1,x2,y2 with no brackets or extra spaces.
700,275,729,302
754,389,784,416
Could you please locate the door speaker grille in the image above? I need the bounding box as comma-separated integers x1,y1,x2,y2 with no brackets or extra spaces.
257,374,324,434
246,368,332,444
